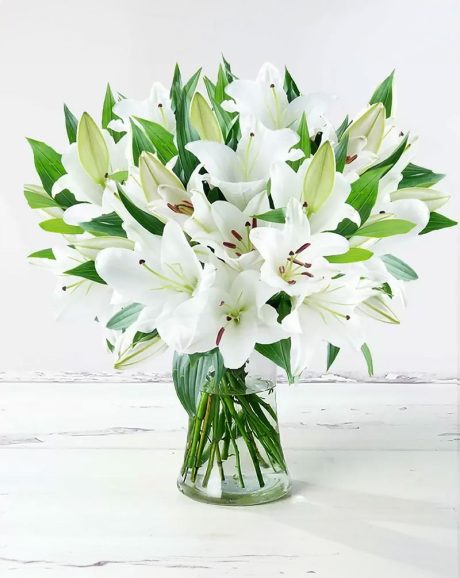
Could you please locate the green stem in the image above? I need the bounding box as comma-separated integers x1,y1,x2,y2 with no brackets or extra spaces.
223,403,244,487
191,394,214,482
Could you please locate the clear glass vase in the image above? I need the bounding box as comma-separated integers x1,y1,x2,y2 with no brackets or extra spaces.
177,353,291,506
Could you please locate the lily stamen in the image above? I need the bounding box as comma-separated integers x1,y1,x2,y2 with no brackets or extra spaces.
295,242,311,254
231,229,243,241
216,327,225,346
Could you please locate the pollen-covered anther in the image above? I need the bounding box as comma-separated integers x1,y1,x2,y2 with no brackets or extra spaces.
226,315,232,321
223,241,237,249
252,218,257,228
279,265,285,274
249,132,255,137
295,242,311,254
345,315,351,320
167,202,181,214
288,280,296,285
216,327,225,346
345,154,358,164
301,271,314,278
379,210,386,214
219,300,225,306
231,229,243,241
270,83,275,88
139,259,146,265
62,286,67,291
158,103,163,108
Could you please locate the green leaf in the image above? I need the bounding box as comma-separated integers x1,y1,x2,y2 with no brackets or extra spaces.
170,63,183,113
255,339,293,383
204,73,235,142
361,343,374,376
27,138,66,195
106,339,114,353
133,117,178,164
355,219,415,238
24,185,60,209
80,212,127,237
254,208,286,223
107,170,129,183
64,104,78,144
326,343,340,371
106,303,144,330
102,83,124,143
290,113,310,169
64,260,106,284
77,112,109,184
369,70,395,118
303,141,335,212
175,68,201,181
334,133,349,173
28,248,55,260
221,55,237,82
419,212,457,235
336,115,349,140
173,349,224,416
54,189,80,208
117,185,165,235
190,92,223,143
336,164,390,237
326,248,373,263
39,218,84,235
283,67,300,102
399,163,445,189
130,118,155,166
381,254,418,281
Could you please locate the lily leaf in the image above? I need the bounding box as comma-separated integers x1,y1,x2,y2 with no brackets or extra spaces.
190,92,223,143
381,254,418,281
355,219,415,238
334,133,349,173
369,70,395,118
39,218,83,235
326,343,340,371
290,112,310,171
54,189,80,208
419,212,457,235
283,67,300,102
336,115,349,140
117,185,165,236
64,104,78,144
64,260,106,284
28,248,55,260
170,63,183,113
133,117,178,164
80,212,127,237
106,303,144,330
102,83,124,143
175,68,201,182
399,163,445,189
24,185,60,209
77,112,109,185
254,208,286,223
361,343,374,376
130,119,155,166
326,248,373,263
303,141,335,212
255,339,293,383
173,349,224,416
27,138,66,195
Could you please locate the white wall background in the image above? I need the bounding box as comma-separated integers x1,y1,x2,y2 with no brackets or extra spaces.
0,0,458,377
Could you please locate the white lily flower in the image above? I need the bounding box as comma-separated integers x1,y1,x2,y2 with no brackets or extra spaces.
184,190,269,270
203,269,285,369
282,275,370,375
250,199,349,296
30,245,113,323
110,82,175,134
186,116,301,209
107,323,168,370
270,157,360,233
222,62,334,137
95,220,215,323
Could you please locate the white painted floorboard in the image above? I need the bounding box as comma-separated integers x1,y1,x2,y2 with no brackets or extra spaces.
0,382,458,577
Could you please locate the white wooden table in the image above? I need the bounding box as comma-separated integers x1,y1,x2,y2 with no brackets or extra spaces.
0,381,458,577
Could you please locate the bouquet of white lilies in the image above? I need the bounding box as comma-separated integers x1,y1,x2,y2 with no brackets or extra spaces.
26,60,456,504
26,60,455,377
